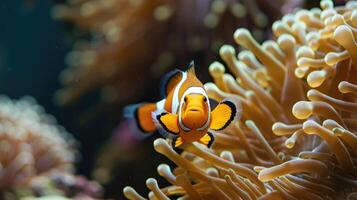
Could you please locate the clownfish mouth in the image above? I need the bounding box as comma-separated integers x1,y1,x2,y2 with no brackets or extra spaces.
182,110,208,129
187,107,203,112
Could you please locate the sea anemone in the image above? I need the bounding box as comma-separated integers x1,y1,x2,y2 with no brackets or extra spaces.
51,0,291,105
123,1,357,199
0,96,75,190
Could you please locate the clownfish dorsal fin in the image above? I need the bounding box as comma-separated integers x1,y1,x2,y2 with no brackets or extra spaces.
187,61,196,76
210,100,238,131
160,69,183,98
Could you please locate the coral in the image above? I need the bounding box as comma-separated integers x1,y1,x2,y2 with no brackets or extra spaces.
0,96,75,190
123,1,357,199
0,96,102,200
0,96,102,199
51,0,290,105
27,170,103,199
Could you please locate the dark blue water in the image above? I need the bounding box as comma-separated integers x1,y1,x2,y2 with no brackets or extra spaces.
0,1,66,101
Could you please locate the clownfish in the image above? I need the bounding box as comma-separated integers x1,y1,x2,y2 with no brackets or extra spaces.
124,62,238,148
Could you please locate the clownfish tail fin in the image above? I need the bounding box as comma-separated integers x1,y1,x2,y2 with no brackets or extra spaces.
124,103,157,134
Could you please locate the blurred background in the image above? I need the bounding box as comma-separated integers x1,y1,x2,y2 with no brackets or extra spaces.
0,0,340,199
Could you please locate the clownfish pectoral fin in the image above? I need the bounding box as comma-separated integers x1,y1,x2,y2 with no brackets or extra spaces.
199,132,215,148
156,112,180,135
210,100,238,131
160,69,183,98
124,103,157,133
172,136,184,148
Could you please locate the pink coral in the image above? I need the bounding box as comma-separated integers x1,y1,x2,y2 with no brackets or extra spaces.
0,96,76,191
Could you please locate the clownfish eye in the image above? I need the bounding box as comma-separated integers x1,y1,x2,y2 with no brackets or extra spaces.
203,97,207,102
184,97,187,103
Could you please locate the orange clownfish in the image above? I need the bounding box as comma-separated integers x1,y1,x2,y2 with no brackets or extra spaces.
124,62,239,148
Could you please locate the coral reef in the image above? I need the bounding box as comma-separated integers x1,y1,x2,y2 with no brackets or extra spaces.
0,96,75,189
0,96,101,199
123,1,357,199
51,0,290,105
27,170,103,199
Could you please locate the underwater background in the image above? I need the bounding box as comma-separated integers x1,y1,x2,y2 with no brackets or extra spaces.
1,0,356,200
0,1,202,199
